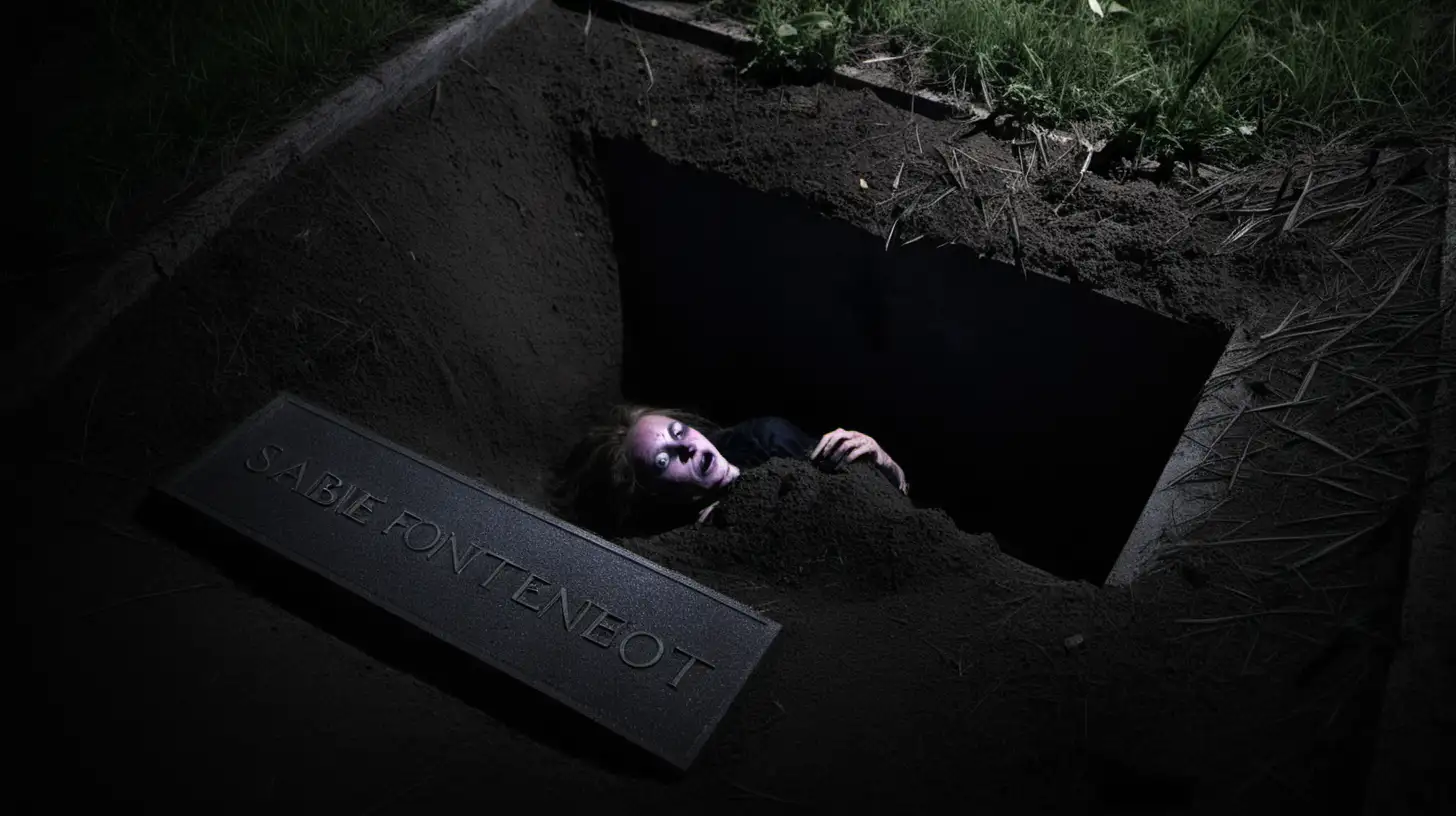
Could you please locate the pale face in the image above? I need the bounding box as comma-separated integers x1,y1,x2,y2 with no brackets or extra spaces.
626,414,741,502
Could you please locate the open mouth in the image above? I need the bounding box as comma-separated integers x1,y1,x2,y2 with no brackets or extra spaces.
699,452,715,479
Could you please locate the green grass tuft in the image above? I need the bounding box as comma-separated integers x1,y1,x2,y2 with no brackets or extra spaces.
715,0,1455,165
743,2,854,76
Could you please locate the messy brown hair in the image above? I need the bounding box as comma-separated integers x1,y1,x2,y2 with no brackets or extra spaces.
549,404,719,535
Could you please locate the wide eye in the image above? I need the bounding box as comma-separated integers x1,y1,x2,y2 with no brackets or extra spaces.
670,421,684,439
654,451,670,471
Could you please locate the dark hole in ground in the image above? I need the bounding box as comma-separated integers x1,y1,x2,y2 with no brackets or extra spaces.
598,138,1229,584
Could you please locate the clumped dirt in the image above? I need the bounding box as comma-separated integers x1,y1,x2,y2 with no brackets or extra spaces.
14,2,1445,813
629,459,988,598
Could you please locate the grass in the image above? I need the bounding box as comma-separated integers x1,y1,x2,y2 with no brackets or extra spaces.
22,0,474,269
19,1,1452,269
718,0,1455,166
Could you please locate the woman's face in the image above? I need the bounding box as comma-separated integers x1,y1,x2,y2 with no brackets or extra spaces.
626,414,740,501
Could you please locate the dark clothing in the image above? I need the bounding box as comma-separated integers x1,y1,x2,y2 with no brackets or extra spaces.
708,416,817,469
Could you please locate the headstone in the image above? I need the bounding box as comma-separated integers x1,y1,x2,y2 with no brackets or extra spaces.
158,393,780,769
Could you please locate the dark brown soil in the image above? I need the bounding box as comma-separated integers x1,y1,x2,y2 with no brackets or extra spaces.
14,2,1444,812
628,459,989,599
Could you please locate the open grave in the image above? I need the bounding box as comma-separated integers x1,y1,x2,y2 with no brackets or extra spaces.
603,136,1228,583
14,2,1450,812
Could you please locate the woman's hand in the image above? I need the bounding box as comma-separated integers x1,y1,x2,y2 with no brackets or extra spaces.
810,429,909,495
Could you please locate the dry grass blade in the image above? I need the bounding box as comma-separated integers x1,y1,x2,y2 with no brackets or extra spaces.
1192,402,1245,456
1190,398,1328,431
861,49,931,65
71,582,222,621
1214,582,1261,604
729,781,801,806
946,147,967,189
220,308,256,380
937,146,962,189
1334,196,1384,249
1248,468,1381,502
1274,510,1380,528
1255,396,1330,416
1260,299,1307,340
1267,420,1358,461
1271,165,1296,205
1203,341,1303,392
1227,434,1256,492
1166,532,1350,551
1228,179,1259,212
1308,245,1428,359
1305,167,1379,198
967,676,1008,719
1012,140,1031,176
1164,496,1234,540
1386,183,1437,206
1323,459,1409,484
1287,522,1384,569
1367,293,1456,364
1053,148,1093,215
1275,313,1362,336
322,157,384,238
1267,324,1346,342
1283,360,1319,421
1007,192,1026,279
1322,244,1362,291
1335,377,1439,417
1224,214,1278,247
875,181,929,209
78,376,107,463
1170,623,1239,642
1329,365,1416,421
1310,476,1379,502
628,27,654,96
956,147,1020,176
1188,175,1234,208
1176,609,1330,625
1169,443,1265,488
1366,204,1444,245
1240,628,1262,675
1292,201,1369,231
1279,171,1315,236
924,186,956,209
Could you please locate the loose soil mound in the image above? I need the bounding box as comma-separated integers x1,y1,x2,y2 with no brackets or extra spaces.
628,460,992,597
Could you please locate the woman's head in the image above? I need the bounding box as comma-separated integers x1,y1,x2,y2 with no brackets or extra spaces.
625,413,740,497
550,405,737,532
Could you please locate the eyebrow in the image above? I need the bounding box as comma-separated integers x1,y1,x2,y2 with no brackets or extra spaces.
655,422,685,456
